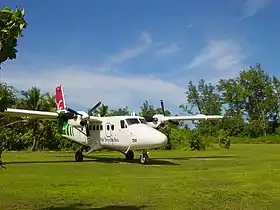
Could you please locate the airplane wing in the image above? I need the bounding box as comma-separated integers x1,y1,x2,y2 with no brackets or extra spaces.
163,114,223,121
2,109,103,123
88,116,103,123
1,108,59,120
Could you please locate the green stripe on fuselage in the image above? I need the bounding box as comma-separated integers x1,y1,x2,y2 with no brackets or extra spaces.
61,122,74,136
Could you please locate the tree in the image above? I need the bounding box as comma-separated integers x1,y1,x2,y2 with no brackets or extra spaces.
139,100,171,117
10,87,55,151
272,76,280,126
139,101,156,117
0,7,27,67
180,79,222,136
109,106,130,116
180,79,222,115
91,104,109,117
239,64,276,136
0,82,16,112
218,78,246,116
217,78,246,136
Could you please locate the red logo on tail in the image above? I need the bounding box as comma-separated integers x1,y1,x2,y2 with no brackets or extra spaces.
55,85,66,110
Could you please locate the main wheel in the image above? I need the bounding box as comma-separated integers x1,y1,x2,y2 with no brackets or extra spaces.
75,151,84,162
125,150,134,160
140,153,149,164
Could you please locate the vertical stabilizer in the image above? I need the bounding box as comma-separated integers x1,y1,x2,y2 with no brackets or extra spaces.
55,85,67,111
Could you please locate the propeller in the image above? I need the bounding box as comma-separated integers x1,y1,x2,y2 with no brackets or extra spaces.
143,100,166,124
82,101,102,136
67,107,83,117
57,101,102,136
142,100,179,128
160,100,165,115
160,100,179,126
88,101,101,116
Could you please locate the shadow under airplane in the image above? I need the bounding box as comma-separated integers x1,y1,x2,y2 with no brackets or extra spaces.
39,203,148,210
83,155,179,165
3,156,179,166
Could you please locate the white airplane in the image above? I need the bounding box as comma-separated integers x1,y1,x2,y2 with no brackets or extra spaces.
1,85,223,164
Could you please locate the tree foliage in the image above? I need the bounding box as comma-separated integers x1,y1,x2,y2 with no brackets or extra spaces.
0,82,16,112
0,7,27,66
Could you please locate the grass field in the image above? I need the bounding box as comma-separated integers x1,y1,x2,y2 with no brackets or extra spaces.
1,144,280,210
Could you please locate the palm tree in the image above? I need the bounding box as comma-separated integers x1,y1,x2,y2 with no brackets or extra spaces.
8,87,55,151
89,104,109,117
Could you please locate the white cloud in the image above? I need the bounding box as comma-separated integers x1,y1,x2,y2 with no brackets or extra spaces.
241,0,269,18
2,67,186,113
155,43,182,56
186,39,247,81
95,32,152,72
105,32,152,64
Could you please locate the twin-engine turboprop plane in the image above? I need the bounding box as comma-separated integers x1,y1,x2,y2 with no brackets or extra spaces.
2,85,223,164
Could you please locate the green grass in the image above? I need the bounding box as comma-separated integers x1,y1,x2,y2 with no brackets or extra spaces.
2,145,280,209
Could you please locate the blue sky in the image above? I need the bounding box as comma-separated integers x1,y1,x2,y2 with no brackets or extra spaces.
0,0,279,114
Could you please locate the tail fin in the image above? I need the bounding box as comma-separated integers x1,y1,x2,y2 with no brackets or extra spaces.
55,85,67,111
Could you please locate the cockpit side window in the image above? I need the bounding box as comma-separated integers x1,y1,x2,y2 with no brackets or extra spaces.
125,118,140,125
120,120,126,129
139,118,147,124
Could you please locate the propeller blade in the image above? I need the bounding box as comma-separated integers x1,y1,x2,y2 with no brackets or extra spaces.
85,124,90,137
160,100,165,115
88,101,102,115
67,107,82,116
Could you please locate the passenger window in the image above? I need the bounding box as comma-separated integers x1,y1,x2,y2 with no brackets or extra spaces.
92,125,95,130
107,125,110,130
96,125,99,131
120,120,125,129
100,125,103,130
111,125,114,130
89,125,92,130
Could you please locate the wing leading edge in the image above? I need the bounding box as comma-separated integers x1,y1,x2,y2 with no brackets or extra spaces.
164,114,223,121
2,108,59,120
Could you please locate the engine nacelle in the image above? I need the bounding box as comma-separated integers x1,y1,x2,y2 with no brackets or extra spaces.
153,114,165,123
68,119,84,128
76,111,89,120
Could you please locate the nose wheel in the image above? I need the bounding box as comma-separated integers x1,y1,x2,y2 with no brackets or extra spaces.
140,151,149,164
75,150,84,162
125,150,134,160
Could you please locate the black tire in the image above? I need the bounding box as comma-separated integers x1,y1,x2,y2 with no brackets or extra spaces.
75,151,83,162
125,150,134,160
140,154,148,164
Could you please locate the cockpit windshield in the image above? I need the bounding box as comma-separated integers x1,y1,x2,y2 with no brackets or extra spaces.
125,118,147,125
139,118,147,124
125,118,140,125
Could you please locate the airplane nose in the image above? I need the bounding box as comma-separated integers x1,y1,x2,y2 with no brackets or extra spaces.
128,125,168,148
157,131,168,145
150,129,168,146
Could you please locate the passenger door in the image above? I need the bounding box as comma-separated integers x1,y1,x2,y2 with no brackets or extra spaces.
118,120,131,146
105,122,112,137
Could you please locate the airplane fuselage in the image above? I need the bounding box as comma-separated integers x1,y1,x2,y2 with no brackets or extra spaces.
62,115,168,152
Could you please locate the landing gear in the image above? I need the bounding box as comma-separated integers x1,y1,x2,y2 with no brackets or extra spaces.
140,150,149,164
122,149,149,164
125,150,134,160
75,150,84,162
